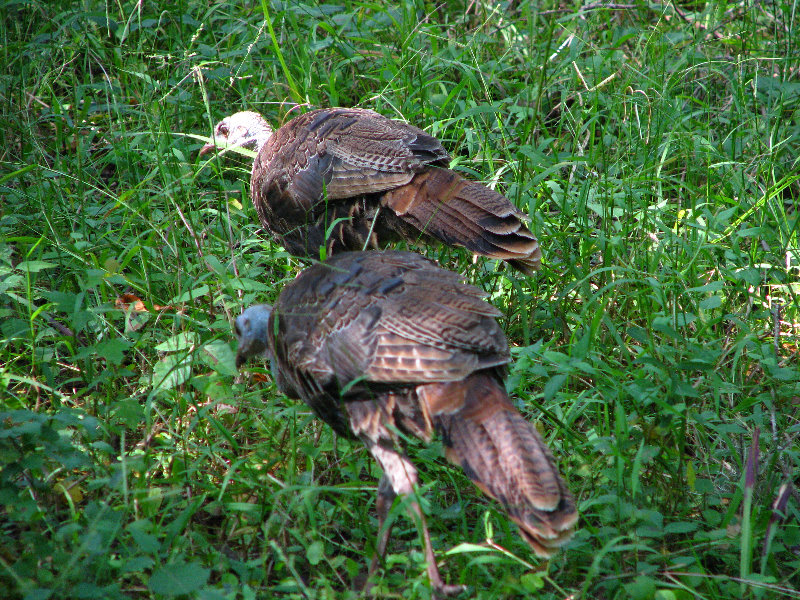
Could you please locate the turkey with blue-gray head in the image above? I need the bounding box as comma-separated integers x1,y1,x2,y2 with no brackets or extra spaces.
234,250,577,594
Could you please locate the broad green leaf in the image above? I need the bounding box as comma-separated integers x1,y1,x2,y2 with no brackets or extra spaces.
152,354,191,391
664,521,699,534
201,340,237,376
149,561,210,596
624,575,656,600
92,338,133,366
16,260,57,273
306,540,324,565
155,332,199,353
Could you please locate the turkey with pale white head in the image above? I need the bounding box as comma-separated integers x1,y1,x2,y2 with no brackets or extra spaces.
201,108,542,274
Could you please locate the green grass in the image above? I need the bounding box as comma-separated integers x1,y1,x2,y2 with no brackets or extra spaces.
1,0,799,598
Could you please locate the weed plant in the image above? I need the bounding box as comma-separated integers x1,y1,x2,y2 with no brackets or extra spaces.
1,1,798,598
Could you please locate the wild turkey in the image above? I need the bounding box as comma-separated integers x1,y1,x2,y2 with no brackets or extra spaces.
234,250,577,593
201,108,542,274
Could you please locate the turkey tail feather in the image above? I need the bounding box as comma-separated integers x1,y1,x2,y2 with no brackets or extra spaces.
418,373,577,555
382,168,542,274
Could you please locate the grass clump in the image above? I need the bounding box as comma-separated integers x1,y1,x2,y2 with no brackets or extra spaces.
1,0,798,598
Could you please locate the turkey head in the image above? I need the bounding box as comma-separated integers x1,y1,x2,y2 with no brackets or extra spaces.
199,111,273,156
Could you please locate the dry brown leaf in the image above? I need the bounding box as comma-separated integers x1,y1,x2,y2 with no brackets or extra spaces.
115,293,169,312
